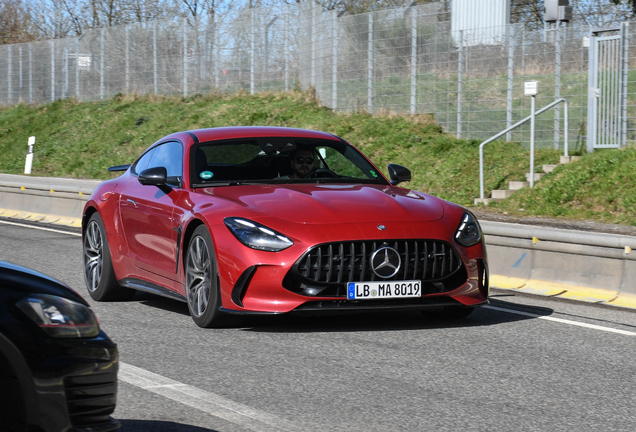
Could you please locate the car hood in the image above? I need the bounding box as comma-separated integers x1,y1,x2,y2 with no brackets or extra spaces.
199,184,444,224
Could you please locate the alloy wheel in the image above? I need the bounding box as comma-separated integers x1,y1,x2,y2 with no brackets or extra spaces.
84,220,103,292
186,235,211,317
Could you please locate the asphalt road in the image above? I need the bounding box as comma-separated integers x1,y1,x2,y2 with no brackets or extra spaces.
2,218,636,432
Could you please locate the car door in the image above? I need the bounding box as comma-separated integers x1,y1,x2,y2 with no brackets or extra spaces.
120,141,184,280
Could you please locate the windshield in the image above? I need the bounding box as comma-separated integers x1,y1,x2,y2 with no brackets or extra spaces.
190,138,387,188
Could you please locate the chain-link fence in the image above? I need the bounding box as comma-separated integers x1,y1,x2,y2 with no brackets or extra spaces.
1,1,635,150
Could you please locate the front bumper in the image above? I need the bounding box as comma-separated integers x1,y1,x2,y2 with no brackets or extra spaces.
1,327,120,432
213,225,489,314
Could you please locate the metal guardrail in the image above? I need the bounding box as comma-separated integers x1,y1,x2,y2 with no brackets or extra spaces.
479,98,569,200
481,221,636,261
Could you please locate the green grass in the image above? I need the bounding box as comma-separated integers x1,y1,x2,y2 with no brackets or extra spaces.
0,89,634,226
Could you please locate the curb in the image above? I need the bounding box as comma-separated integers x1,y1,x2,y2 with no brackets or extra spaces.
0,208,82,228
490,275,636,311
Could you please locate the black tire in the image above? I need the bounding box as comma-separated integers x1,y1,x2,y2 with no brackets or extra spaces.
422,305,475,320
83,213,135,301
185,225,225,328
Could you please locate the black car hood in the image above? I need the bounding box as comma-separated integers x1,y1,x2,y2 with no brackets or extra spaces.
0,261,87,306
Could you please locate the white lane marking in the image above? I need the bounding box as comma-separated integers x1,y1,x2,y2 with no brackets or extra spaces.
0,220,81,236
119,362,298,432
485,305,636,336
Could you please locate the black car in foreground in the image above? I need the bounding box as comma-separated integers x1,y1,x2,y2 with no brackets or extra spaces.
0,260,120,431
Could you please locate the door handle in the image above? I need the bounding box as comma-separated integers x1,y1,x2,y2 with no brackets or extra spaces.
127,199,137,207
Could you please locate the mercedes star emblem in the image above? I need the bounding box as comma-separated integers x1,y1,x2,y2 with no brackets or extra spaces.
371,246,401,278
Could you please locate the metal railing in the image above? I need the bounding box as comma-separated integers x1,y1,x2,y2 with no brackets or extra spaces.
479,98,569,200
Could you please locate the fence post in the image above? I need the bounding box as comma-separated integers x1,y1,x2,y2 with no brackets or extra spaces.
410,5,417,115
64,48,68,98
285,5,289,91
332,10,338,109
622,21,629,147
506,27,514,141
100,28,105,100
153,21,158,95
51,41,55,102
19,46,22,100
587,28,596,153
554,24,561,150
457,30,463,139
368,13,373,114
29,43,32,103
126,25,130,94
251,8,255,95
7,46,11,105
183,18,188,98
75,37,80,100
212,20,219,90
311,4,316,88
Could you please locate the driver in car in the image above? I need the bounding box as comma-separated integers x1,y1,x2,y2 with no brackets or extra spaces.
290,148,316,179
278,147,316,180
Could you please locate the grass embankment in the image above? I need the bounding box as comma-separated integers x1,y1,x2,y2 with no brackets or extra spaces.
0,90,634,226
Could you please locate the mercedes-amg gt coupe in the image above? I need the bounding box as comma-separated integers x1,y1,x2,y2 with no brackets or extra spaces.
82,126,489,327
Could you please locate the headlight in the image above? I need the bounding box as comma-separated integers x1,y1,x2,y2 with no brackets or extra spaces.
224,217,293,252
454,212,482,247
17,294,100,338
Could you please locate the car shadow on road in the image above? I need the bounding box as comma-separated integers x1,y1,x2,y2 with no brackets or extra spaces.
133,291,191,316
129,291,556,333
236,296,555,333
118,420,217,431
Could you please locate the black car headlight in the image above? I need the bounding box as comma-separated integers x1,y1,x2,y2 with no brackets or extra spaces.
17,294,100,338
454,212,483,247
224,217,293,252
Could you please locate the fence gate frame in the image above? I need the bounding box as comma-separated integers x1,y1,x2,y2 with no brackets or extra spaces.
587,23,629,152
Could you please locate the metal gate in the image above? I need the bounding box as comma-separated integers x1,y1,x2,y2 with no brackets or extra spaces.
587,23,629,151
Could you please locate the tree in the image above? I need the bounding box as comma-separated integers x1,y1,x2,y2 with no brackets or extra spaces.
0,0,37,44
612,0,636,13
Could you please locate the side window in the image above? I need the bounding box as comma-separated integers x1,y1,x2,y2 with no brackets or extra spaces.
319,146,367,178
149,141,183,185
132,148,155,175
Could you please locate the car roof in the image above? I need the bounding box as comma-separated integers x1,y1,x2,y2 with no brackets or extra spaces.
182,126,343,144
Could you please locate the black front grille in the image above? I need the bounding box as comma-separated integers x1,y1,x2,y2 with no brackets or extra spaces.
297,240,461,283
65,372,117,427
284,240,466,297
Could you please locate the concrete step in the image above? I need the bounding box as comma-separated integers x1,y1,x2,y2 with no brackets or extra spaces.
474,197,502,206
491,189,515,199
543,164,558,173
560,155,582,164
526,172,545,182
509,181,529,190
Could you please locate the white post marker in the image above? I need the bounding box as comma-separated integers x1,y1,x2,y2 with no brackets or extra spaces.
25,136,35,174
524,81,538,188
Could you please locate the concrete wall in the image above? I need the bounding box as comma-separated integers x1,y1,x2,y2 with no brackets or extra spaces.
483,221,636,295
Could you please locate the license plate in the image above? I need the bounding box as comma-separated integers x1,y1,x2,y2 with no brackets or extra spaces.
347,281,421,300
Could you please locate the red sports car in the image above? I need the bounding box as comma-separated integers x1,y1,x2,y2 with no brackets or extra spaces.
82,126,488,327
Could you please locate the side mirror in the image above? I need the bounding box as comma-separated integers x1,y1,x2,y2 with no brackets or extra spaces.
387,164,411,186
139,166,167,186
